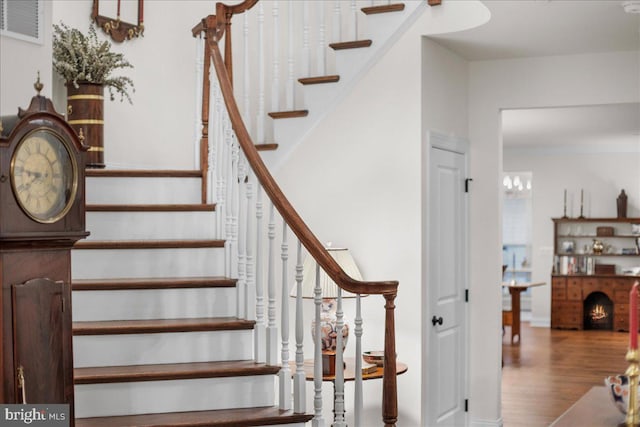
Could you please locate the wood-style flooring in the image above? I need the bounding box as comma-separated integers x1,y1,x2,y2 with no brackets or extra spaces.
502,322,628,426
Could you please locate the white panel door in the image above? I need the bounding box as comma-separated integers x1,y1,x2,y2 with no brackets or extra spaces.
425,142,468,427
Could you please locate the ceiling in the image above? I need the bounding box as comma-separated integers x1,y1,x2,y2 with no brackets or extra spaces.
430,0,640,149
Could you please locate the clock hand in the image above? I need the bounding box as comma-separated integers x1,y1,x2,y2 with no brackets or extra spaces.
24,169,43,179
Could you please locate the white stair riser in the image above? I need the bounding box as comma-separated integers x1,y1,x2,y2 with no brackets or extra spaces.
86,211,217,241
86,177,202,204
75,375,275,418
74,330,253,367
72,248,225,279
73,288,236,321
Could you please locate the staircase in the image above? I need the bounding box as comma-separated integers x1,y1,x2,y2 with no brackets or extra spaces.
70,1,439,425
72,169,310,426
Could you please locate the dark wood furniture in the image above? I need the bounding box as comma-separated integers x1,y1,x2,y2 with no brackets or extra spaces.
551,217,640,330
551,275,639,330
550,386,623,427
502,281,546,344
0,90,88,423
292,357,408,383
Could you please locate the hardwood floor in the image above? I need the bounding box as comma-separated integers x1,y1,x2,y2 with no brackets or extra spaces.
502,322,628,426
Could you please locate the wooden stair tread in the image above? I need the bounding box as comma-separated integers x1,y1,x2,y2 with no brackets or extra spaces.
329,40,372,50
73,317,254,335
76,407,314,427
73,276,236,291
74,239,224,249
86,169,202,178
87,204,216,212
267,110,309,119
255,143,279,151
298,75,340,85
362,3,405,14
74,360,279,384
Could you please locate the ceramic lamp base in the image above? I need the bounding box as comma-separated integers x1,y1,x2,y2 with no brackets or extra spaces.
311,298,349,352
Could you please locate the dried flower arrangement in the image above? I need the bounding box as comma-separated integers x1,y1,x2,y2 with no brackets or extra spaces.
52,23,134,103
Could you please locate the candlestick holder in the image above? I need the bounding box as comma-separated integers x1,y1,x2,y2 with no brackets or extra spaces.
578,189,585,219
625,348,640,426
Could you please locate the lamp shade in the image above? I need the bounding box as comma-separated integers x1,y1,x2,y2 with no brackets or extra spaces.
293,247,363,299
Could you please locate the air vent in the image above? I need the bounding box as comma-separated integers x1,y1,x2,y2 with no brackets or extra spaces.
0,0,41,43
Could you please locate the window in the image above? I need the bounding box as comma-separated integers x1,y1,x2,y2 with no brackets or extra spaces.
0,0,42,44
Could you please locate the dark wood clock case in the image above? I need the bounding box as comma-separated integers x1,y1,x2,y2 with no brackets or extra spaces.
0,92,88,424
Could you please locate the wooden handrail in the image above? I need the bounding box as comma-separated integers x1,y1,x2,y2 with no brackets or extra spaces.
207,38,397,298
199,3,401,423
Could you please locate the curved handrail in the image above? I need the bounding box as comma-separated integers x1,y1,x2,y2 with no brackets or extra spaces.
207,37,398,298
202,5,400,423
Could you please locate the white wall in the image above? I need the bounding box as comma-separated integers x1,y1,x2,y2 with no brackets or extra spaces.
0,1,53,116
275,5,479,425
469,50,640,425
504,147,640,325
276,18,425,424
51,0,213,169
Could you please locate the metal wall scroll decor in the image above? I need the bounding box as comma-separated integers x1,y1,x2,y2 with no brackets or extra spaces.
92,0,144,43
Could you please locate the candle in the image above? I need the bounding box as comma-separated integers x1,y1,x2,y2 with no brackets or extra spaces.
117,0,121,18
139,0,144,23
631,282,639,349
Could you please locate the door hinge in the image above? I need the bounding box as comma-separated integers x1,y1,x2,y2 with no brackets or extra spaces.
464,178,473,193
465,289,469,302
465,399,468,412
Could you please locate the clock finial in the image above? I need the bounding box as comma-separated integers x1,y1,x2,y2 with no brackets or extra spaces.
34,72,44,95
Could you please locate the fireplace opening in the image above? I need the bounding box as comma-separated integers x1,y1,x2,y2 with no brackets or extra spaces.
583,291,613,330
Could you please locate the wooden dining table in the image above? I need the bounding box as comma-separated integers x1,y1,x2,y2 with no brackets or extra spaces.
502,281,546,344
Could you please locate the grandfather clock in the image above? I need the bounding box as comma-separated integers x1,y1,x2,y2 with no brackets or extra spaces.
0,80,88,424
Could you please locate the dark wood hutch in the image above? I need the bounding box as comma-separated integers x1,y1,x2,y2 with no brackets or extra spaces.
551,217,640,331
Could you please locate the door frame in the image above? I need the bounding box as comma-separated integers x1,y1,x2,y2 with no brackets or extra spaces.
421,130,470,426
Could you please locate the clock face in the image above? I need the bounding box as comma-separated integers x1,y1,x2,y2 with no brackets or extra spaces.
10,128,78,223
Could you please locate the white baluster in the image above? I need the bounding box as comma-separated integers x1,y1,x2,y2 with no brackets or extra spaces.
354,293,364,426
271,1,280,113
333,1,341,43
243,12,252,135
255,185,266,363
293,241,306,413
313,264,325,427
334,288,346,427
208,64,218,209
350,0,358,41
316,1,326,76
286,0,295,110
279,221,292,410
266,202,278,365
194,34,204,169
245,170,256,321
257,2,266,144
216,84,228,242
302,1,310,78
237,153,247,318
225,124,239,280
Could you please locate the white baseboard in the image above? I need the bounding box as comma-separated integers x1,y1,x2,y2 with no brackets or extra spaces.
529,316,550,328
470,417,502,427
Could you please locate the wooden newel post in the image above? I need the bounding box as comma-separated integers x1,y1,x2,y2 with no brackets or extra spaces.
383,293,398,427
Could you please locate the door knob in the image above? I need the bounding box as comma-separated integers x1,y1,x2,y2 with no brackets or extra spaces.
431,315,443,326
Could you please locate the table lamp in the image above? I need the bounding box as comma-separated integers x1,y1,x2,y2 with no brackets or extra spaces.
292,245,363,375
